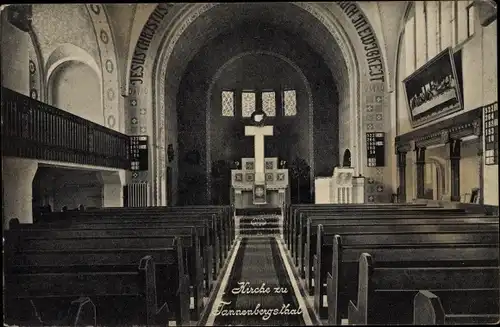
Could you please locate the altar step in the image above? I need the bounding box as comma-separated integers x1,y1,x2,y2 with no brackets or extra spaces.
235,207,281,216
235,214,283,238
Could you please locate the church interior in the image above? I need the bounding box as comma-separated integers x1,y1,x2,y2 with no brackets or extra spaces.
1,2,499,326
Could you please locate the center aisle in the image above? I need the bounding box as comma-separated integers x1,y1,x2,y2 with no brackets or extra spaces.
207,237,311,326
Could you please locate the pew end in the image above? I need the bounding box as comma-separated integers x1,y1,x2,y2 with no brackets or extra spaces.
67,297,97,327
414,290,446,325
414,290,500,325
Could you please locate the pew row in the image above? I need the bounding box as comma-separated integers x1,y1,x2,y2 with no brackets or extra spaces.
348,253,499,325
4,255,175,327
291,207,469,266
6,225,210,320
284,203,438,250
315,230,499,323
303,215,498,293
11,214,224,279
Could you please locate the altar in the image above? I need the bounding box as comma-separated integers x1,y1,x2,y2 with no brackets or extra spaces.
231,157,289,209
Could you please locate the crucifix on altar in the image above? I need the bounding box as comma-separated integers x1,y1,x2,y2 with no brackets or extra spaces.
230,110,289,209
245,118,273,204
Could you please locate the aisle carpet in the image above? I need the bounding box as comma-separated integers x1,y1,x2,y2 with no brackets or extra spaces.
212,237,305,326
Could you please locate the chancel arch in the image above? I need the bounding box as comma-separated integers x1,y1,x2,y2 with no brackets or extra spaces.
206,51,314,204
127,2,390,205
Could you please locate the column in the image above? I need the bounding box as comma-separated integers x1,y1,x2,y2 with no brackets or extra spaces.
447,139,462,202
2,157,38,228
397,150,407,202
415,1,428,67
415,146,426,198
100,170,126,207
473,119,484,205
477,135,484,204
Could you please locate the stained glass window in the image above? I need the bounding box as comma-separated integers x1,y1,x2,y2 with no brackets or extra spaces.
221,91,234,116
242,91,256,117
262,91,276,116
283,90,297,116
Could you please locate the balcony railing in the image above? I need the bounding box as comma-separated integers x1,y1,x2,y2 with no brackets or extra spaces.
1,87,130,169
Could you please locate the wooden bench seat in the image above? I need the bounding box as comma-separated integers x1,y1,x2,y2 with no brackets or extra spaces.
313,230,499,322
284,203,430,241
12,215,225,278
302,216,498,289
323,241,498,325
348,253,499,325
285,204,444,250
4,255,173,327
289,208,467,262
299,215,498,283
6,226,209,320
414,290,500,325
40,207,234,253
42,212,230,264
36,211,231,258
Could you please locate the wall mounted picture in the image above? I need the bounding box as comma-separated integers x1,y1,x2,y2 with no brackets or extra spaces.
403,47,463,127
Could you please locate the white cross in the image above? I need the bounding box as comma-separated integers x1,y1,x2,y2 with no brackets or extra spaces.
245,125,273,183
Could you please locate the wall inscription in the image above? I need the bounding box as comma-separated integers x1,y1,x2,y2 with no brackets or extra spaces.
129,3,173,86
336,1,385,83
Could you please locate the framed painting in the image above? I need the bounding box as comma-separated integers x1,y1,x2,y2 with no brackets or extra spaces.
403,47,463,127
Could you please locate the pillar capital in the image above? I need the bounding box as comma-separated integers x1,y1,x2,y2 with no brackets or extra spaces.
415,146,426,164
447,138,462,160
397,151,407,168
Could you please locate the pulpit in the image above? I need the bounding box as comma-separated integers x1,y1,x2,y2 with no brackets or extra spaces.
231,157,289,209
314,167,366,204
332,167,355,203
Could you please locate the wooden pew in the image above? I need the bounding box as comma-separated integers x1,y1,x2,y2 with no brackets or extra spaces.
297,212,492,280
42,206,235,255
36,211,229,267
292,207,466,258
4,255,173,327
7,224,209,320
322,240,498,325
348,253,499,325
284,203,433,249
303,215,498,292
16,214,224,278
413,290,500,325
290,207,465,264
314,230,499,322
5,232,190,325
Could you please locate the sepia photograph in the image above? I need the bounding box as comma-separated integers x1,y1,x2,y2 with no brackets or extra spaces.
1,1,498,326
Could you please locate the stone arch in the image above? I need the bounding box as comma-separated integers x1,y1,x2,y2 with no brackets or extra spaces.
205,50,315,201
48,60,102,124
45,43,101,86
127,2,389,204
426,156,447,200
45,44,101,110
85,4,122,132
27,28,45,102
393,1,415,135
